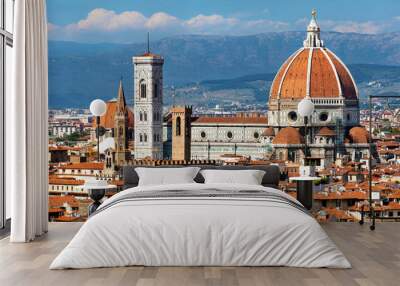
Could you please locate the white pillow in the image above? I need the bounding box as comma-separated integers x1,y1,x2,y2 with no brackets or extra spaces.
200,169,266,185
135,167,200,186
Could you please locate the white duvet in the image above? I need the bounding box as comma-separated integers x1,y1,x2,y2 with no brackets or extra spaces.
50,183,351,269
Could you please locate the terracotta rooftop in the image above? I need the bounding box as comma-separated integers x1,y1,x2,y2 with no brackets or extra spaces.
317,127,336,136
55,216,81,222
58,162,104,170
349,202,400,212
93,100,134,129
348,126,369,144
272,127,304,145
137,52,162,58
49,177,85,186
314,191,367,200
320,207,355,221
378,141,400,148
262,127,275,137
49,195,80,208
49,146,81,151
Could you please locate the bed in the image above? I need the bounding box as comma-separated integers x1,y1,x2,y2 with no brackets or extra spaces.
50,165,350,269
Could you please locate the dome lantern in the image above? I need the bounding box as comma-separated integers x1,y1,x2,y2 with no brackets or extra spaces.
303,9,324,48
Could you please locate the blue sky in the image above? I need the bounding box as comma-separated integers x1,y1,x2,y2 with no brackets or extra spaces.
47,0,400,43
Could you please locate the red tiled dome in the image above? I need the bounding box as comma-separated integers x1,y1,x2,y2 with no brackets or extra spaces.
270,48,357,100
272,127,304,145
348,127,369,144
317,127,336,136
269,11,357,101
262,127,275,137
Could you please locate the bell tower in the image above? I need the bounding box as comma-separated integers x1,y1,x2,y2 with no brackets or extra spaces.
114,79,129,166
171,106,192,161
133,35,164,159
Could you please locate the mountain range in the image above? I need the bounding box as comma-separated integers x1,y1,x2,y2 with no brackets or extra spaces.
48,31,400,108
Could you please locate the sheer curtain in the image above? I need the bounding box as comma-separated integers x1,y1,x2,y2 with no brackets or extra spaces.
7,0,48,242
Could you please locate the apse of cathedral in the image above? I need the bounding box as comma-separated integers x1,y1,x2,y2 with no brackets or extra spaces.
101,10,370,171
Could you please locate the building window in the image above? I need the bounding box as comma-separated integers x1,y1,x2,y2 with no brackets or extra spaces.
227,131,233,139
1,0,14,228
176,116,181,136
254,132,259,139
201,131,206,139
319,112,328,122
140,134,143,142
153,83,158,98
144,112,147,121
288,111,297,122
140,80,147,98
139,112,143,121
144,134,148,142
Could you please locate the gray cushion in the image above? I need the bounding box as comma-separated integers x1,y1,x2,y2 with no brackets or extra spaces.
122,165,280,190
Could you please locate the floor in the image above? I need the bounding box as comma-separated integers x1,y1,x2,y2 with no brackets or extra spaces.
0,222,399,286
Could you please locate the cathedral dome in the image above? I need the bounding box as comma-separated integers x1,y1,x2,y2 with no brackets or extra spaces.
269,11,358,101
272,127,304,145
317,127,336,136
262,127,275,137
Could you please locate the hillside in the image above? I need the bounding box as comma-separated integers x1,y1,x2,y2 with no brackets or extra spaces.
48,31,400,108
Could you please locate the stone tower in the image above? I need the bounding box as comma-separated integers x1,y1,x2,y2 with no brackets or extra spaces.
114,79,129,166
133,48,164,160
171,106,192,161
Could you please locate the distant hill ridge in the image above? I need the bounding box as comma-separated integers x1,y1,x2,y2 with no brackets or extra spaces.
48,31,400,108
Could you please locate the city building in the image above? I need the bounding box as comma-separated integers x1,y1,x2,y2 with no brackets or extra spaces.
133,49,164,160
265,10,369,168
162,11,369,166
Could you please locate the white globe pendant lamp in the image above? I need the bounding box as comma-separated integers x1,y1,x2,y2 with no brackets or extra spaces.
90,99,107,117
90,99,107,162
298,98,315,117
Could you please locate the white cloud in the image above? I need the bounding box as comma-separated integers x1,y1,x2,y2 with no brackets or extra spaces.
146,12,180,29
67,8,146,32
321,20,385,34
48,8,400,43
185,14,238,28
47,22,59,32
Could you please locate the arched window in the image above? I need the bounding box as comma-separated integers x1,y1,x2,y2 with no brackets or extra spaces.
140,80,147,98
139,134,143,142
153,134,156,142
139,112,143,121
176,116,181,136
153,83,158,98
144,134,148,142
144,112,147,121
